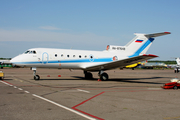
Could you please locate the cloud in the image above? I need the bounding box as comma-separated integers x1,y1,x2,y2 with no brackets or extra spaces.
39,26,61,30
0,28,117,50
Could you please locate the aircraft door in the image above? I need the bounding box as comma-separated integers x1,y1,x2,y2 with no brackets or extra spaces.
89,54,94,62
42,52,49,64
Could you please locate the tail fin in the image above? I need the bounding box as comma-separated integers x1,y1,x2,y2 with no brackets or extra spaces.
126,32,170,57
176,58,180,65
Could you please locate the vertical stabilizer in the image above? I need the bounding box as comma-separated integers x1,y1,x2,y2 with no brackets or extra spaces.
126,32,170,57
176,58,180,66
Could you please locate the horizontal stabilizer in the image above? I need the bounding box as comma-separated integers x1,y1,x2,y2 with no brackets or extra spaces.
144,32,171,38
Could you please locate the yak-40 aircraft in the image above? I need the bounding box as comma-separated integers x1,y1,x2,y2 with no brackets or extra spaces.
11,32,170,81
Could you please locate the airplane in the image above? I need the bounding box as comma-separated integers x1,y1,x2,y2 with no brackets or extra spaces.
0,60,11,69
125,62,141,70
10,32,171,81
140,61,167,69
173,58,180,73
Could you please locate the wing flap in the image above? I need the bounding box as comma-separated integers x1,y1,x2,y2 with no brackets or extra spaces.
84,54,158,71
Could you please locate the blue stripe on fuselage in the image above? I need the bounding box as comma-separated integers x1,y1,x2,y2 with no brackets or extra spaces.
12,58,113,65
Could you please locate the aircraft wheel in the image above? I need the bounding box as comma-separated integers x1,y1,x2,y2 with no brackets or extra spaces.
100,73,109,81
175,70,176,73
34,75,40,80
173,86,178,90
85,72,93,79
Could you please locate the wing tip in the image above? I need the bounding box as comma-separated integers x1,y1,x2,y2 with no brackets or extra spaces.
164,32,171,34
143,54,158,57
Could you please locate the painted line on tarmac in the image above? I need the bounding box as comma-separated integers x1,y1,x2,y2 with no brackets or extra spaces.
82,87,148,90
1,80,31,94
1,80,95,120
15,79,22,82
77,89,90,93
106,88,165,93
32,94,96,120
164,116,180,119
0,80,13,86
147,88,162,90
72,92,105,120
18,88,23,90
72,87,166,120
24,91,30,93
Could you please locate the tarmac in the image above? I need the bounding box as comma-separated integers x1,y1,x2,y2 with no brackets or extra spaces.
1,68,180,120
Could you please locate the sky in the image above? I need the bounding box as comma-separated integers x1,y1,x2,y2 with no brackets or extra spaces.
0,0,179,60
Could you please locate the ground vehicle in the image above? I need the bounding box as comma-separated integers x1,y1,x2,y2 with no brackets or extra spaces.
162,82,180,89
0,71,4,80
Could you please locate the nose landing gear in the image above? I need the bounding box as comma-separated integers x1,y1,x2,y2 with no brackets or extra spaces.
31,67,40,80
34,74,40,80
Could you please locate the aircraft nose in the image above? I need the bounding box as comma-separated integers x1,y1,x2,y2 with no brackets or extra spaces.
10,55,22,65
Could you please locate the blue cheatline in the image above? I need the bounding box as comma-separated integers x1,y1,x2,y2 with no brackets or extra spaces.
12,57,113,65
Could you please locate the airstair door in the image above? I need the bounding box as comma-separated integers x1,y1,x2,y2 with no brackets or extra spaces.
42,52,49,64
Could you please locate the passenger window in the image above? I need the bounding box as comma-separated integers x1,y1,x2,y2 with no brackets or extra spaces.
73,55,75,57
79,55,81,58
67,55,69,57
85,55,87,58
61,54,63,57
55,54,57,57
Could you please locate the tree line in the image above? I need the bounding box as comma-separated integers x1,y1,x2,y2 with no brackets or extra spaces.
148,60,176,64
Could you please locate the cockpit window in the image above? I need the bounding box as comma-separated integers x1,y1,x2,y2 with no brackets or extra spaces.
24,50,36,54
24,50,30,54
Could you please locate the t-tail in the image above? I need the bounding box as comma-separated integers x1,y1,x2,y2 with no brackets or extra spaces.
125,32,171,57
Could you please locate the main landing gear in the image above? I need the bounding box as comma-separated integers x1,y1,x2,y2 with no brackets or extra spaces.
98,71,109,81
31,67,40,80
84,70,109,81
84,71,93,79
174,68,179,73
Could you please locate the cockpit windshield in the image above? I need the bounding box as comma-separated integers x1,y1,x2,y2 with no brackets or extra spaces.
24,50,36,54
24,50,30,54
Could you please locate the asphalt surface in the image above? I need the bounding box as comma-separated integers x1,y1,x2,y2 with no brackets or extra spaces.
1,68,180,120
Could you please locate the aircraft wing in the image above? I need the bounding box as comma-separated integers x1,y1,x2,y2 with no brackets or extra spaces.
84,54,158,71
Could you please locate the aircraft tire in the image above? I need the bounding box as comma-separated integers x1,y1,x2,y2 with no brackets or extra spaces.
100,73,109,81
173,86,178,90
85,72,93,79
34,75,40,80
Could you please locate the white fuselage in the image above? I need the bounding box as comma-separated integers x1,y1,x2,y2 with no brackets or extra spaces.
10,32,171,73
11,48,129,70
